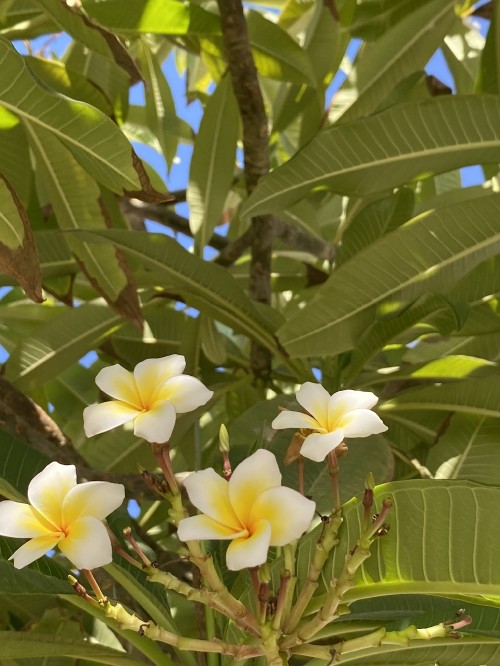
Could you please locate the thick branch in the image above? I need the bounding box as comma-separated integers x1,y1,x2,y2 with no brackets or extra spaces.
216,0,273,381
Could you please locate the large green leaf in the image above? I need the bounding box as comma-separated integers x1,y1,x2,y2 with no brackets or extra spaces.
139,38,179,170
36,0,139,80
241,96,500,219
381,379,500,419
26,123,142,325
427,414,500,484
82,0,221,35
340,0,456,122
5,301,125,391
79,229,290,364
0,107,31,202
0,631,147,665
188,75,238,247
26,56,112,114
276,194,500,357
298,480,500,604
0,37,139,193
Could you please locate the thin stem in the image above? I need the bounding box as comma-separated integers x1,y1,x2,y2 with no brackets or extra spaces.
153,443,179,494
82,569,106,602
106,601,263,660
327,450,341,512
272,570,291,631
123,527,152,567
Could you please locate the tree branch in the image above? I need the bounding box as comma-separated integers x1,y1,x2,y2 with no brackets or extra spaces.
123,197,335,266
216,0,274,381
0,376,157,499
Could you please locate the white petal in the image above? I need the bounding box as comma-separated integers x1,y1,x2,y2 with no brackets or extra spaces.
341,409,388,438
296,383,331,429
83,401,139,437
177,515,246,542
328,390,378,421
58,516,113,570
156,375,213,413
134,356,186,406
229,450,281,527
63,482,125,524
251,487,315,546
95,365,141,408
226,519,272,571
300,431,345,462
271,410,320,432
0,501,54,538
133,400,176,443
183,469,241,530
10,535,61,569
27,462,76,529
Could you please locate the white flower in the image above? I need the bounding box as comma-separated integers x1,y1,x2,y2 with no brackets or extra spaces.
0,462,124,570
83,355,213,444
177,450,315,571
272,383,388,463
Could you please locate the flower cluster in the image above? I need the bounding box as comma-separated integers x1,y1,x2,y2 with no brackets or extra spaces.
0,355,387,575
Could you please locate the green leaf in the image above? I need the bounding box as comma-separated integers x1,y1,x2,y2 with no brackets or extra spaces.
0,429,48,501
26,56,112,114
241,96,500,219
5,301,125,391
188,75,238,247
78,229,286,361
277,194,500,357
381,379,500,419
347,0,432,40
0,173,43,303
82,0,221,35
139,38,179,170
245,10,314,84
427,414,500,484
0,631,148,665
478,0,500,94
0,107,31,203
341,0,456,122
25,123,143,326
332,637,500,664
301,480,500,603
0,37,139,193
36,0,140,81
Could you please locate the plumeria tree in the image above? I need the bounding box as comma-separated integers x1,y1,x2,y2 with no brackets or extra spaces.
1,0,500,664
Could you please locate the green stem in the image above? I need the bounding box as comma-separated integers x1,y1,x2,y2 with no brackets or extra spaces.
290,622,450,660
106,602,263,660
284,513,343,634
168,489,261,637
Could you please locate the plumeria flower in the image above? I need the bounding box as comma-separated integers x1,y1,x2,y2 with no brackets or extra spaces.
177,449,315,571
83,355,213,444
272,383,388,463
0,462,124,570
